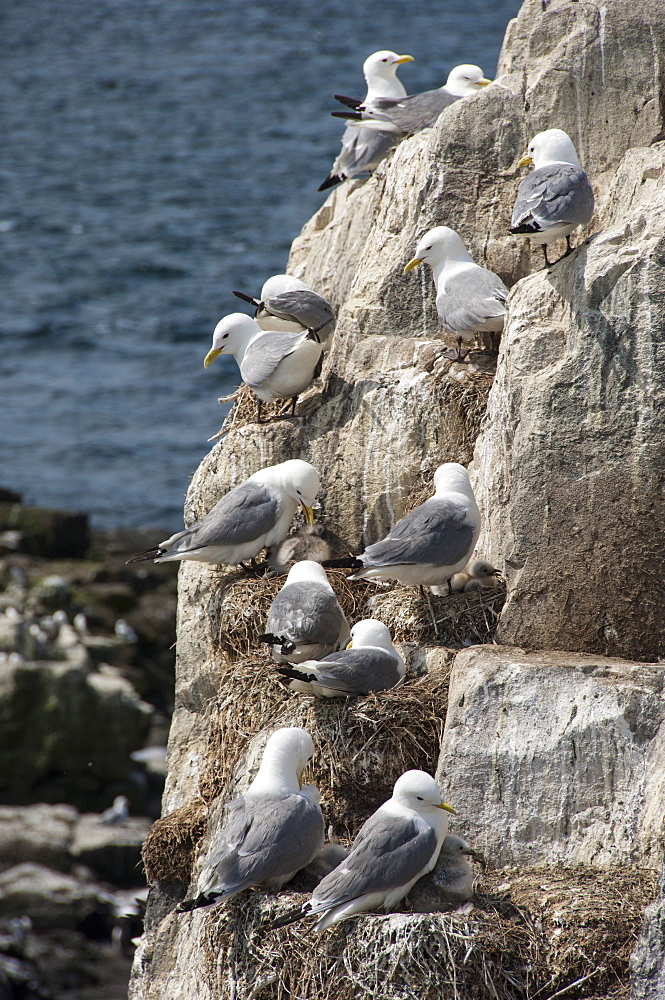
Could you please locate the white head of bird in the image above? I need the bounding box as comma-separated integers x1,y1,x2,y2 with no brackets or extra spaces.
391,770,457,819
467,559,501,580
347,618,396,652
444,64,492,96
363,49,414,100
519,128,581,170
432,462,474,498
404,226,476,281
284,559,332,589
260,274,308,299
251,460,320,525
251,726,315,794
204,312,261,368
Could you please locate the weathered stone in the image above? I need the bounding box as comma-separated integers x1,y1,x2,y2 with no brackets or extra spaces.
631,861,665,1000
437,645,665,868
71,815,151,887
0,505,89,560
0,863,114,930
473,145,665,659
0,804,78,872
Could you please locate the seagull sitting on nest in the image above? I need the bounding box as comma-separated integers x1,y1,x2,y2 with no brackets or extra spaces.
259,560,350,663
126,459,319,568
333,64,491,137
178,727,324,912
319,49,414,191
325,463,480,591
232,274,335,352
404,226,508,360
275,618,405,698
204,312,324,423
271,769,455,931
510,128,594,267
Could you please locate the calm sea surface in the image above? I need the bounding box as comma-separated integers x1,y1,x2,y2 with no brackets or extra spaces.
1,0,521,529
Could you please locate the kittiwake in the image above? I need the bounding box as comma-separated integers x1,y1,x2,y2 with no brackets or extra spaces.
326,463,480,588
272,770,455,931
319,50,414,191
204,312,324,422
275,617,405,697
232,274,336,351
126,459,319,567
259,559,350,663
404,226,508,359
334,64,491,136
510,128,595,266
178,727,324,911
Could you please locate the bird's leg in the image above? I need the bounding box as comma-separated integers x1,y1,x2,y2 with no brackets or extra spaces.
542,244,551,268
290,395,298,416
256,399,265,424
565,234,573,255
455,337,470,363
420,586,440,638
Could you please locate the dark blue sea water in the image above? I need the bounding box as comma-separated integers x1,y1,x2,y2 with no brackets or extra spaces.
1,0,521,530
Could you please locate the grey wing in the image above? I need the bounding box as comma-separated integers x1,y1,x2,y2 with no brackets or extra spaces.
264,291,335,331
365,90,457,133
362,497,474,569
240,331,308,388
200,792,324,895
165,482,279,554
310,811,437,911
333,124,397,178
267,582,347,646
438,267,508,333
307,648,401,694
511,164,594,229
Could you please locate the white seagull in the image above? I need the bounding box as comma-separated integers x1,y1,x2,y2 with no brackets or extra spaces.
127,460,319,567
232,274,336,351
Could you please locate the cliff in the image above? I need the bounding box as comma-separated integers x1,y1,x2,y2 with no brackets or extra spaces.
130,1,665,997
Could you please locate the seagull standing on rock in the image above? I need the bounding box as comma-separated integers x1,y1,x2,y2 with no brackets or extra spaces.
319,49,414,191
510,128,595,267
127,460,319,568
204,312,324,423
404,226,508,360
326,463,480,590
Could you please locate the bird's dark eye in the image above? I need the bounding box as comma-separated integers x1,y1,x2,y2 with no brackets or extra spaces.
416,796,424,801
425,245,432,250
381,58,388,62
222,333,229,339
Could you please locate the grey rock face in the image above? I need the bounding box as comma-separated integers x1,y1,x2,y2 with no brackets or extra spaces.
631,861,665,1000
437,645,665,868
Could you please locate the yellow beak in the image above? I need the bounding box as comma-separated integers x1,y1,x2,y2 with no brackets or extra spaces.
517,155,533,168
403,257,424,275
394,54,414,65
301,503,315,526
477,78,493,87
203,347,222,368
345,639,353,649
436,801,457,815
298,770,303,790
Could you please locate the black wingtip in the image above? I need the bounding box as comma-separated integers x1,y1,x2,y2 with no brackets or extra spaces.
268,906,307,930
509,222,542,236
177,892,220,913
276,665,311,683
126,548,161,565
318,174,342,192
322,557,363,569
333,94,363,110
331,111,361,121
232,290,260,306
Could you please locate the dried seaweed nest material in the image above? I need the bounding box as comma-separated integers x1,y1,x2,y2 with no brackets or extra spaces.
369,584,506,647
432,357,496,466
195,661,452,841
195,862,657,1000
209,382,322,441
142,801,208,884
208,567,377,661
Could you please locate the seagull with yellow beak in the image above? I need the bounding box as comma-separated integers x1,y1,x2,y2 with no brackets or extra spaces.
333,65,492,137
404,226,508,360
272,770,456,931
204,312,324,423
127,459,319,568
510,128,595,267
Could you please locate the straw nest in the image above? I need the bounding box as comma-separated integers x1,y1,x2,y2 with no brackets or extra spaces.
194,862,657,1000
209,382,321,440
432,357,496,466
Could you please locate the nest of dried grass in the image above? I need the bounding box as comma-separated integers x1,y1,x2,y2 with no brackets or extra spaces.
195,862,657,1000
429,358,495,466
142,801,208,884
209,381,324,440
369,583,505,647
208,567,377,661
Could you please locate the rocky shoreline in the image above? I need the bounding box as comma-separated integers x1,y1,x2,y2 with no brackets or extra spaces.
0,491,176,998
